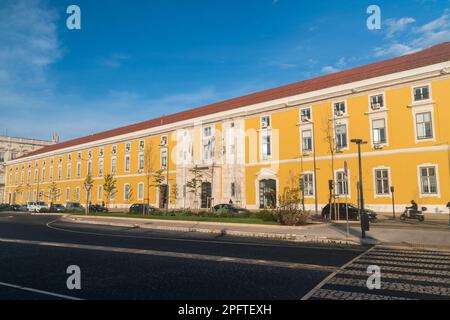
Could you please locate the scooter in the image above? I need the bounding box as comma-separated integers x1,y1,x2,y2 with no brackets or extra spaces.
400,206,427,222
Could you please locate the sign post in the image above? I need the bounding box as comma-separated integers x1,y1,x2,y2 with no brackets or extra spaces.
390,186,395,219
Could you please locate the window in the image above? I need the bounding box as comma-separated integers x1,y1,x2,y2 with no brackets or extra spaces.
138,153,144,171
374,169,390,195
333,101,346,116
98,159,104,176
87,161,92,176
420,166,438,195
161,149,168,167
124,184,131,201
10,151,18,160
111,145,117,155
138,183,144,200
372,119,387,144
67,163,71,179
301,173,314,196
203,127,211,138
160,136,168,146
416,112,433,140
58,165,62,180
300,108,311,122
335,124,348,148
49,166,53,180
97,185,103,201
124,155,130,172
56,189,61,201
370,94,384,109
231,182,235,197
41,167,46,182
261,116,271,129
75,187,80,201
66,188,70,201
125,143,131,153
99,148,104,157
0,151,4,162
34,168,38,183
111,157,116,173
336,171,349,195
413,85,430,101
139,140,145,151
202,140,212,161
261,133,271,159
301,129,312,153
76,162,81,177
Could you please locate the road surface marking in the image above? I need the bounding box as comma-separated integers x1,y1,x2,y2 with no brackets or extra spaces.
300,245,375,300
46,219,363,252
340,269,450,285
0,281,82,300
312,288,412,300
0,237,338,272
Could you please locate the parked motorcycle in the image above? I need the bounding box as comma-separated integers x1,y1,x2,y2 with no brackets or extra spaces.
400,206,427,222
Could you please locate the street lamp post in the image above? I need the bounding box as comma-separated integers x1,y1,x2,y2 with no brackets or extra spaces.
351,138,368,238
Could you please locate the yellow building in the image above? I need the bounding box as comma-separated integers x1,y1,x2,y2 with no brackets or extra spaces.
4,42,450,213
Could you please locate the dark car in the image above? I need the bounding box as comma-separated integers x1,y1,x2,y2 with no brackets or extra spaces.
11,204,23,211
49,204,66,213
89,204,108,213
321,203,377,221
0,204,12,211
129,203,156,214
212,203,249,214
65,202,85,212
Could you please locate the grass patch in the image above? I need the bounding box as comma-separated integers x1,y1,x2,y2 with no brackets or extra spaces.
69,211,278,225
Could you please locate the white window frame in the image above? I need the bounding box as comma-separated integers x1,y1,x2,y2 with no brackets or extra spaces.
371,118,388,146
301,128,313,154
260,115,271,129
138,153,144,171
299,107,312,123
124,155,131,172
417,164,440,198
301,172,315,197
137,182,144,201
334,123,348,150
97,185,103,201
373,167,392,198
161,148,168,168
98,158,104,176
335,169,351,197
412,84,432,103
411,104,435,143
332,100,347,117
66,188,70,202
368,92,386,110
260,130,272,160
75,187,80,201
124,183,131,201
111,157,117,174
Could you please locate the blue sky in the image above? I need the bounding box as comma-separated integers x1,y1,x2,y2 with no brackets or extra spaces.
0,0,449,141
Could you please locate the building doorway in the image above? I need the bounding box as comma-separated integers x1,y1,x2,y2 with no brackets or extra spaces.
159,184,168,209
259,179,276,209
201,182,212,209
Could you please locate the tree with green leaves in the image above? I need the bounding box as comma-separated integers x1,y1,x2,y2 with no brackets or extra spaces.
84,175,94,215
48,181,59,205
186,166,204,210
103,173,117,208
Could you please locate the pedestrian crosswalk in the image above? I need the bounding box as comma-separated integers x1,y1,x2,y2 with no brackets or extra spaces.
309,246,450,300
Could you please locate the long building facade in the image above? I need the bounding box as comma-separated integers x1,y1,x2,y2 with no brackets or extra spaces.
0,135,57,204
4,43,450,213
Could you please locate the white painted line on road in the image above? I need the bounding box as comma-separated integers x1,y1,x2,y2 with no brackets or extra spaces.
0,237,338,272
0,281,82,300
300,245,376,300
46,219,363,252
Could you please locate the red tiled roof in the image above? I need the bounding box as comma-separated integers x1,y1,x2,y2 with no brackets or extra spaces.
19,42,450,160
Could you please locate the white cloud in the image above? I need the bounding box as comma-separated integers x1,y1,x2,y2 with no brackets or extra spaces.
384,17,416,38
374,10,450,58
321,66,340,74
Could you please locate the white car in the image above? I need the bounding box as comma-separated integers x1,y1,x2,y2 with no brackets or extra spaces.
27,201,49,213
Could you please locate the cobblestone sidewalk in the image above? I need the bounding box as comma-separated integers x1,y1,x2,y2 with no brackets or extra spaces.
306,246,450,300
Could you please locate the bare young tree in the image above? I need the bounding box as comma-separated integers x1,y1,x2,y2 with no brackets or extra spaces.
186,166,204,210
143,142,156,210
322,117,337,220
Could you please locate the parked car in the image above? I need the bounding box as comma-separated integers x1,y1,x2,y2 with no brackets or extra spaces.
129,203,156,214
321,203,377,221
0,204,12,211
26,201,49,212
65,202,85,212
212,203,249,214
89,204,108,213
49,204,66,213
11,204,26,211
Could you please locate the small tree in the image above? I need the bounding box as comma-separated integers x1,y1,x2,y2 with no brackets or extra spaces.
103,173,117,208
186,166,204,210
84,175,94,214
152,169,166,208
275,176,309,226
143,142,156,209
48,181,58,205
170,183,178,208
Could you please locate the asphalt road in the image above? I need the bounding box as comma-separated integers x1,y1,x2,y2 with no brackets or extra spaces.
0,212,365,300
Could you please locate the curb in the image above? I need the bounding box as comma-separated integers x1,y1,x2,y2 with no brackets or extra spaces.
63,216,360,246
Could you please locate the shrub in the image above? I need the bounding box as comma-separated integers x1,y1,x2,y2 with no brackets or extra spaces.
252,210,276,222
274,209,310,226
